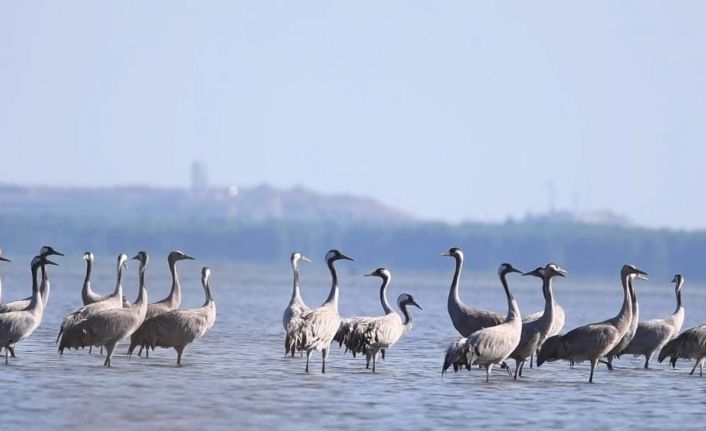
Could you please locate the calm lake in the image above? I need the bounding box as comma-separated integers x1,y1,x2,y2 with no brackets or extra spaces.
1,254,705,430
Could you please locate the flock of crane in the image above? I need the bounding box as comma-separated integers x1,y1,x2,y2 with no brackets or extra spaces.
0,246,216,367
283,247,705,383
1,244,705,383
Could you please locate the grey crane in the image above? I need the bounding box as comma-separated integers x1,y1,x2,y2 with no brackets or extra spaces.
127,266,216,365
333,268,393,360
623,274,685,368
0,248,9,357
443,263,523,382
283,252,311,357
0,248,10,303
81,252,109,305
57,253,127,345
522,271,565,369
441,247,504,338
537,264,647,383
59,251,149,367
81,252,112,354
601,270,646,369
0,255,57,364
290,249,354,373
343,268,421,372
129,250,194,358
0,246,61,358
509,263,566,379
0,246,63,313
658,317,706,376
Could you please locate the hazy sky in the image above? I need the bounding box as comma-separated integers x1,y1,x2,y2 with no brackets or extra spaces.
2,2,705,229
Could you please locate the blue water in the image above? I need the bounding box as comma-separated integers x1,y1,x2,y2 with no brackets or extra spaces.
1,255,705,430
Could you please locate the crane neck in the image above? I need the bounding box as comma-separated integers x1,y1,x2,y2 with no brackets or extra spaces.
541,275,556,323
134,263,148,314
28,262,43,312
113,261,126,299
674,281,683,313
628,276,639,321
323,258,340,308
290,259,302,302
399,302,414,327
40,262,50,307
379,275,393,314
447,255,463,307
203,278,214,306
500,271,520,322
168,258,182,306
615,271,633,330
82,258,92,299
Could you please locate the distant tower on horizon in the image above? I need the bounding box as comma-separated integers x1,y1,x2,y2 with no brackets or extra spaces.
191,160,209,195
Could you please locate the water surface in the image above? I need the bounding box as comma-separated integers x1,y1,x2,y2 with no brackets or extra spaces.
1,256,705,430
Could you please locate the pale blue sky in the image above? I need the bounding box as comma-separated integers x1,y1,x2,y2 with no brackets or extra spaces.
2,2,705,228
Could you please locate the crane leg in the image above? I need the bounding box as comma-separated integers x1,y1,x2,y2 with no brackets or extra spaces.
137,345,143,357
321,348,327,374
304,350,310,372
485,364,493,383
589,358,597,383
104,343,116,367
176,346,184,366
529,353,534,369
644,353,652,369
599,358,613,371
514,360,520,380
372,352,377,373
4,346,8,365
8,345,15,358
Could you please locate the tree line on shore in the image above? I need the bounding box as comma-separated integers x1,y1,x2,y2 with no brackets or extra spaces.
1,215,702,280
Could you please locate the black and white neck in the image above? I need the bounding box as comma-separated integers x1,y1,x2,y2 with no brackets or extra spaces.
447,249,464,306
498,263,521,322
673,274,684,312
322,249,353,308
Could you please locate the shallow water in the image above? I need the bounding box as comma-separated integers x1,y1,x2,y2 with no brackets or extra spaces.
1,255,706,430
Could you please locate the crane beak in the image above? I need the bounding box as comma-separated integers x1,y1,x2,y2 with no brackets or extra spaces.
521,270,539,277
439,251,451,257
52,250,65,256
556,269,567,277
0,256,10,262
300,256,311,263
635,269,648,280
339,254,354,261
183,255,195,260
510,267,523,274
411,300,423,310
43,259,58,266
131,254,140,261
363,271,375,277
671,275,678,283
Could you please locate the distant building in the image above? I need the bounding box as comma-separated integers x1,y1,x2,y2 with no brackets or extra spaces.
191,161,209,195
